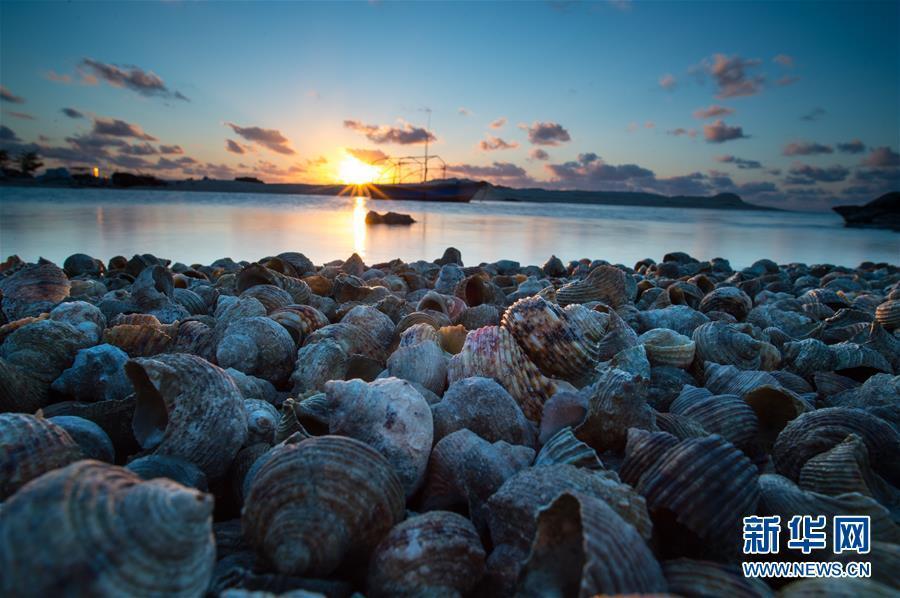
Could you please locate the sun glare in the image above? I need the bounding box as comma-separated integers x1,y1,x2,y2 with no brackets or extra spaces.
339,156,381,185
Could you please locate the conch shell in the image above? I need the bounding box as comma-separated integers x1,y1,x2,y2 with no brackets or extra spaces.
0,460,215,597
0,262,70,319
126,353,248,478
216,316,296,385
241,435,405,577
0,413,82,499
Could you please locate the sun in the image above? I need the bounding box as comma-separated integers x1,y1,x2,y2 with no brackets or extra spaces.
338,155,381,185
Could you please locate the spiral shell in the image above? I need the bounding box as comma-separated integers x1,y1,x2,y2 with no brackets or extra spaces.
340,304,395,349
458,303,500,330
269,304,329,346
104,316,177,357
304,322,387,362
217,316,296,385
638,327,696,368
244,398,279,445
386,338,448,396
241,435,405,577
874,299,900,331
501,295,600,383
49,300,107,344
0,460,215,597
326,377,433,496
127,353,248,478
51,343,131,403
290,339,349,394
693,321,779,370
417,290,467,323
432,376,536,447
596,307,639,361
699,286,752,320
0,261,70,319
556,265,636,308
455,273,504,306
367,511,486,598
516,492,667,597
703,362,782,396
0,413,82,499
433,263,465,294
575,367,656,452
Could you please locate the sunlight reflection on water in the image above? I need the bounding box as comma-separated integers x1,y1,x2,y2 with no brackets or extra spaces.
0,187,896,268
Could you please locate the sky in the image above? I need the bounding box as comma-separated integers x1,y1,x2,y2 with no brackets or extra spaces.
0,0,898,210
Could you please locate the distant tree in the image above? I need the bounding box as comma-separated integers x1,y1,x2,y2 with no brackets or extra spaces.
0,149,8,170
17,151,43,177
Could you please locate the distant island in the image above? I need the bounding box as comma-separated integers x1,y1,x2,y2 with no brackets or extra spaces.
832,192,899,231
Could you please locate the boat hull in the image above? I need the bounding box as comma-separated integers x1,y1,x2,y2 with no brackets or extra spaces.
368,181,486,203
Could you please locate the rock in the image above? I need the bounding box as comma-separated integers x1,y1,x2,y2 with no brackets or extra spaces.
833,192,900,231
365,211,416,225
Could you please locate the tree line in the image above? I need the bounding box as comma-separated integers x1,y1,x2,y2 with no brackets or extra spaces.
0,149,44,177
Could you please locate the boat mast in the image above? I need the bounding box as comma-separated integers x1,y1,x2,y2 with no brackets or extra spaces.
423,108,431,183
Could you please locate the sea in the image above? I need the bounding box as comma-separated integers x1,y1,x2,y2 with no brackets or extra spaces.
1,187,897,269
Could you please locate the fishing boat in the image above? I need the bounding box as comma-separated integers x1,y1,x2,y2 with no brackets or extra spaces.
367,180,487,203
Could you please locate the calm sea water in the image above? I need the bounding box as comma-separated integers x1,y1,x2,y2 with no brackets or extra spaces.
0,187,896,269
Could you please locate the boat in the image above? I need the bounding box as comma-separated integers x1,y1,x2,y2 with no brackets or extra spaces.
366,180,488,203
833,192,900,231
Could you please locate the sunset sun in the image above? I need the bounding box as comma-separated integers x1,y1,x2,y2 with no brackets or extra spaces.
338,155,381,185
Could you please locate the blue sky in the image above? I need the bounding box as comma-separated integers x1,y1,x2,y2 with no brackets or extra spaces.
1,0,898,210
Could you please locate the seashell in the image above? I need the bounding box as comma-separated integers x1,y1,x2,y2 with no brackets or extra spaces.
0,357,48,413
814,371,861,397
126,454,209,491
290,339,349,394
304,322,387,362
436,246,463,266
131,265,189,323
620,427,681,486
217,316,296,385
326,377,432,496
663,559,774,598
742,384,810,450
63,252,104,277
303,274,333,296
447,325,557,422
104,318,177,357
241,435,405,577
779,578,897,597
865,321,900,372
693,321,779,370
398,322,441,347
47,415,114,462
386,339,448,396
563,303,609,344
367,511,486,598
539,389,588,444
636,435,760,549
638,305,710,336
832,542,900,591
516,492,667,597
274,251,315,277
0,313,48,344
542,254,567,277
703,361,782,396
430,375,537,451
331,272,375,303
0,460,215,596
236,263,281,293
171,318,218,362
699,286,752,321
772,407,900,486
639,327,695,368
608,343,651,380
244,398,279,445
269,304,329,346
830,342,892,381
458,302,500,330
648,365,697,411
240,284,293,314
49,300,107,344
40,397,138,463
797,433,884,499
556,265,636,308
596,307,639,361
875,299,900,331
173,287,207,315
417,290,467,323
51,343,131,402
433,263,465,295
438,324,467,354
799,287,850,310
2,318,93,386
127,353,248,478
768,369,814,394
828,373,900,429
654,411,709,440
575,367,656,453
0,262,70,319
0,413,82,499
670,392,761,457
455,273,504,307
534,427,603,469
340,304,395,348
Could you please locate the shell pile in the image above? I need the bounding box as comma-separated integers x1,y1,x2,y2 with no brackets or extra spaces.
0,249,898,596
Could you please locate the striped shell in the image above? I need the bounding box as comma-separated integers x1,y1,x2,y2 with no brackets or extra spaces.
556,265,636,308
0,413,82,499
670,392,761,457
874,299,900,330
534,427,603,470
217,316,295,385
638,327,696,368
269,304,329,346
698,286,752,320
447,326,557,422
241,435,405,577
0,262,70,319
693,321,779,371
619,428,680,487
104,317,177,357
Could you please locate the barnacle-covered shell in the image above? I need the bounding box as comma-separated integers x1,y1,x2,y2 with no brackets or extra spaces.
534,427,603,469
51,343,131,402
772,407,900,485
127,353,248,478
387,339,448,396
270,304,329,346
516,492,667,597
636,434,760,545
367,511,486,598
0,460,216,597
874,299,900,331
638,327,695,368
126,454,209,491
0,261,70,319
699,286,752,320
447,326,557,422
217,316,296,385
0,413,82,499
241,435,405,577
244,399,279,445
325,377,433,497
556,265,636,308
693,321,779,370
47,415,114,462
501,296,599,382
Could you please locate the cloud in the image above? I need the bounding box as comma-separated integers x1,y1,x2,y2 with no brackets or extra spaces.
703,120,747,143
0,86,24,104
225,139,245,154
545,153,654,189
490,118,507,129
776,75,800,87
119,142,157,156
226,123,295,155
346,148,388,163
836,140,866,154
306,90,321,100
0,126,20,142
44,71,72,84
343,119,435,145
861,146,900,167
715,155,762,169
479,135,519,151
446,161,532,185
61,107,84,119
667,128,698,138
530,148,549,161
703,54,764,98
644,121,655,129
800,107,826,121
458,107,470,116
659,74,677,91
525,121,571,145
788,163,849,183
93,117,157,141
159,144,183,155
855,167,900,185
80,58,189,101
773,54,794,68
783,141,833,155
693,105,734,119
5,111,34,120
